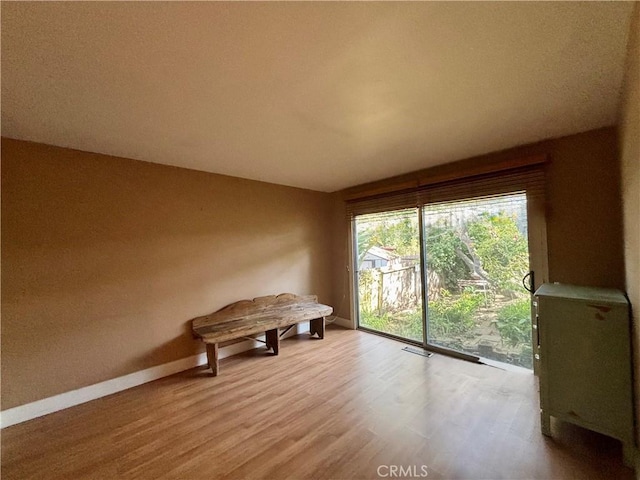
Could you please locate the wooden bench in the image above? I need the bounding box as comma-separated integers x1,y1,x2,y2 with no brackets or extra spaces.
457,279,490,295
191,293,333,376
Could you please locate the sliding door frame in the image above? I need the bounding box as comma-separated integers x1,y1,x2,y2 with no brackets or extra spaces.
351,187,549,372
525,190,549,375
351,209,425,347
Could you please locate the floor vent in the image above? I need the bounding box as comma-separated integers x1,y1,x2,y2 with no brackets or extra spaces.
402,346,433,358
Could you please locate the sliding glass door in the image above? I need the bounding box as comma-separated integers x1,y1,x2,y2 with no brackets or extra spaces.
353,192,539,370
423,193,532,369
354,209,423,343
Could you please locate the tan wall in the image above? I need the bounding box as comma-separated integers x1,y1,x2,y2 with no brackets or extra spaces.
1,139,334,410
618,3,640,448
545,128,625,288
333,126,626,325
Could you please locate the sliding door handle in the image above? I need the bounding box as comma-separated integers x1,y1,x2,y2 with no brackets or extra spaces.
522,271,535,293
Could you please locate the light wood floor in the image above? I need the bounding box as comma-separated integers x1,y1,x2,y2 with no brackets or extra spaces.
2,326,634,479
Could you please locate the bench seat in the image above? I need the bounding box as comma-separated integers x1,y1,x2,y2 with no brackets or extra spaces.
191,293,332,376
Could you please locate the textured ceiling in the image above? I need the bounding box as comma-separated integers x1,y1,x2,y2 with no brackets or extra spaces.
1,2,634,192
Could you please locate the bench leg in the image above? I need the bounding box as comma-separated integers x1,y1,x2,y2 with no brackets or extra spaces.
266,328,279,355
206,343,219,376
541,410,551,436
310,317,325,339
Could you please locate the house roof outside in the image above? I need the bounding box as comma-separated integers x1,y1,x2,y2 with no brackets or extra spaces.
363,246,399,262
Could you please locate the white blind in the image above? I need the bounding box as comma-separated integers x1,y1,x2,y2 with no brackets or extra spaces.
346,164,546,217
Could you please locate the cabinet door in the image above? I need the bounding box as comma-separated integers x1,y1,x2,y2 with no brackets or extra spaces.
539,298,632,438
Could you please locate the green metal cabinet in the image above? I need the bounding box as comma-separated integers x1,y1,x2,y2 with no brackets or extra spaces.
534,283,635,467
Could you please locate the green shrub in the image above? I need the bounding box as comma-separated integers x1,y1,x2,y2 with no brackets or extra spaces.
425,222,469,291
359,310,391,331
359,309,423,342
467,213,529,295
398,309,425,341
358,269,377,314
495,299,531,346
428,291,483,337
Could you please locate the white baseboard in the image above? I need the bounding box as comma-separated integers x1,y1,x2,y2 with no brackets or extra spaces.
1,322,309,429
330,316,354,329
